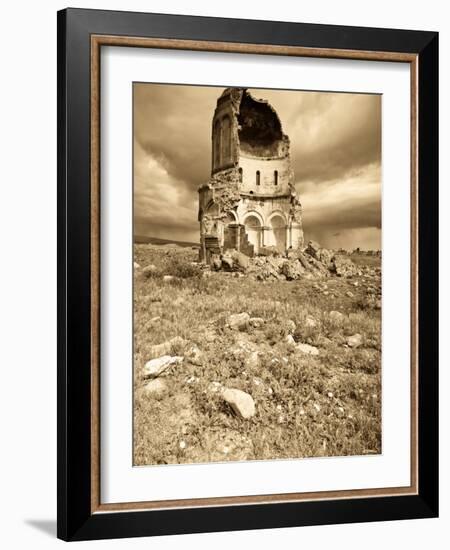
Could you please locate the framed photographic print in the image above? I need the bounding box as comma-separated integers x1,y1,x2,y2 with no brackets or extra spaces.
57,8,439,541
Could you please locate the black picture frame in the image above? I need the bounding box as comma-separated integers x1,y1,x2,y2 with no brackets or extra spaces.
57,7,438,541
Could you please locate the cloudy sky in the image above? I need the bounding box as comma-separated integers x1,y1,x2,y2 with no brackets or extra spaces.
134,83,381,250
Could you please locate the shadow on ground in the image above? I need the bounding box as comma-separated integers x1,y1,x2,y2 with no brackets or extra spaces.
25,519,56,538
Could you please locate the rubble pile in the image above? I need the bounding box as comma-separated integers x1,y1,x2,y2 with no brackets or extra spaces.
210,240,364,281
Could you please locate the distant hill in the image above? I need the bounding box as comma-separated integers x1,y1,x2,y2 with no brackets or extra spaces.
134,235,200,248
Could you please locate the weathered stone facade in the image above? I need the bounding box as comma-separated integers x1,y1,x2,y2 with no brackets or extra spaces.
199,88,304,263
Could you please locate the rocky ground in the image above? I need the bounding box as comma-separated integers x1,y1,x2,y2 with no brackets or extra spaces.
133,243,382,466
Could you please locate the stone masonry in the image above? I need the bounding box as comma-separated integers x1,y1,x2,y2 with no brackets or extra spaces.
198,88,304,263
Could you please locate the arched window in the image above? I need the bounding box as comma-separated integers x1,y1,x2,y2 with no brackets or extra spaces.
256,170,260,186
238,167,243,182
274,170,278,185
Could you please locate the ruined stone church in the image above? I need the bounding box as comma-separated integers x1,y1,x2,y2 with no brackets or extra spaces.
198,88,304,263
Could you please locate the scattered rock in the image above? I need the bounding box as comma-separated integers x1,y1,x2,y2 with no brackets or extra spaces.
285,334,296,346
346,291,354,298
227,312,250,330
248,317,264,328
346,333,363,348
142,378,168,397
222,388,256,419
149,316,161,323
184,344,203,365
304,316,317,328
329,310,344,323
134,262,140,269
163,275,175,282
296,343,319,356
143,355,183,378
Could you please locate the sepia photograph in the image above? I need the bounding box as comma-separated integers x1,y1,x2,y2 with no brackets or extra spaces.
133,83,382,467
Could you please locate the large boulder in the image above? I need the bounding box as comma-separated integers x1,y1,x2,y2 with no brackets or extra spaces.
303,241,333,272
305,240,322,259
281,260,305,280
297,251,312,270
307,256,330,276
221,249,250,272
296,343,320,356
316,247,333,267
222,388,256,419
230,250,250,271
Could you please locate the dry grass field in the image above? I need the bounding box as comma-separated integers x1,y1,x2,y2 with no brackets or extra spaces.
133,243,381,466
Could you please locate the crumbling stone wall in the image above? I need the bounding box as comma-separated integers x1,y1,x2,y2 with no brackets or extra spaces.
199,88,304,262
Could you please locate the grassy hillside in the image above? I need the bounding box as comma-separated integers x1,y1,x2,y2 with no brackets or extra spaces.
133,244,381,466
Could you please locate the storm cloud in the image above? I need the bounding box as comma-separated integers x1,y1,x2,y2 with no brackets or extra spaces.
134,83,381,250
